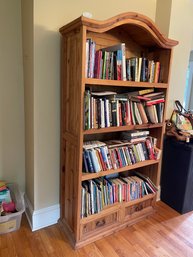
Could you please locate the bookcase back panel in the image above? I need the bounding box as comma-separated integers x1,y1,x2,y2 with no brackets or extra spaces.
87,30,145,58
85,84,158,94
147,49,172,83
137,164,159,186
148,127,163,147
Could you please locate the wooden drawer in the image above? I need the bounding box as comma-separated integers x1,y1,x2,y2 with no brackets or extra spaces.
124,198,154,221
80,210,119,239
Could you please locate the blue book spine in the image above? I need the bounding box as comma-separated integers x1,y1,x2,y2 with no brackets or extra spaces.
84,150,94,172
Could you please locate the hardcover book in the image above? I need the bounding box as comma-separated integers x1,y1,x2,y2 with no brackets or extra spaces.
101,43,126,81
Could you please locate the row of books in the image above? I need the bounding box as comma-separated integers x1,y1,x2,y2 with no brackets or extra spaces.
81,172,157,218
126,57,160,83
86,40,126,80
84,89,165,130
85,39,161,82
83,136,161,173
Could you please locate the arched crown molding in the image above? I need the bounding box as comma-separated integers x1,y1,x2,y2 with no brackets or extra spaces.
60,12,178,49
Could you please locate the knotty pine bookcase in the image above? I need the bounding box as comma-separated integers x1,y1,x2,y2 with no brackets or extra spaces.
59,12,178,248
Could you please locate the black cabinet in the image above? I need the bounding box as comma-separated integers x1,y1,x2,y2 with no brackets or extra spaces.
161,136,193,214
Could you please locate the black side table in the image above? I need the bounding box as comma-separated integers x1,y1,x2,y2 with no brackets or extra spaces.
161,136,193,214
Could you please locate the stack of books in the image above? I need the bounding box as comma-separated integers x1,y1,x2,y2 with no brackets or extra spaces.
83,141,112,173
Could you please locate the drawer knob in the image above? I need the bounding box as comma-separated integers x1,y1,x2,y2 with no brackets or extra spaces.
96,219,105,228
135,205,143,212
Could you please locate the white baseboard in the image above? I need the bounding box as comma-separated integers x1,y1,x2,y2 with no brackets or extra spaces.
24,194,60,231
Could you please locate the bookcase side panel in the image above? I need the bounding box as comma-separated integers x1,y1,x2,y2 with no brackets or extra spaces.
64,33,83,136
60,27,84,241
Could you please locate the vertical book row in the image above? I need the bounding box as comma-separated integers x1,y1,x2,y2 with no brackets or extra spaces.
86,39,161,82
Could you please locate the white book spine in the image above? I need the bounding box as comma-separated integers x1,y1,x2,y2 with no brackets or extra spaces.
100,99,105,128
85,40,89,78
121,43,126,81
116,100,120,126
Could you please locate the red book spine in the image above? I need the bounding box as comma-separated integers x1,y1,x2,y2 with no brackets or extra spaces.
115,148,123,168
145,138,155,160
119,102,122,126
96,148,107,171
109,149,117,169
146,98,165,106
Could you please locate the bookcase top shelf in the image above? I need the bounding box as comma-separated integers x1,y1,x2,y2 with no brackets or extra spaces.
83,123,163,135
85,78,168,88
59,12,178,49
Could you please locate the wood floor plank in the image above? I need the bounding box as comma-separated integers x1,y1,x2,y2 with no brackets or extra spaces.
77,243,104,257
1,201,193,257
105,233,142,257
95,237,121,257
133,223,184,257
0,247,17,257
123,225,171,257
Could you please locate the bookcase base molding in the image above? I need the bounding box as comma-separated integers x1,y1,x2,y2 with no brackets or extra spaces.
59,194,155,249
59,12,178,248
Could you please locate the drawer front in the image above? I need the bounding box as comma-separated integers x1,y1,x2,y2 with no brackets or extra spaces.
125,198,154,220
80,211,119,238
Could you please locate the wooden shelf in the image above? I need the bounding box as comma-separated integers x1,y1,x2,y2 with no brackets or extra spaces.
82,159,159,181
84,78,168,88
83,123,163,135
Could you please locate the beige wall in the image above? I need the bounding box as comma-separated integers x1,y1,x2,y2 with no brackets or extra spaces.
0,0,25,191
155,0,193,117
167,0,193,115
34,0,157,27
155,0,172,37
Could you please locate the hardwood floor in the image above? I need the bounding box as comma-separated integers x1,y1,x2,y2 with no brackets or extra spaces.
1,201,193,257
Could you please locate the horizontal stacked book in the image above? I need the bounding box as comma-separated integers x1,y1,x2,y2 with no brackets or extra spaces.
83,133,161,173
84,89,165,130
81,172,158,218
86,40,161,82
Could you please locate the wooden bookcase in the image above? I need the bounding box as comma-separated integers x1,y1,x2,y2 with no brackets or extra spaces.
59,12,178,248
